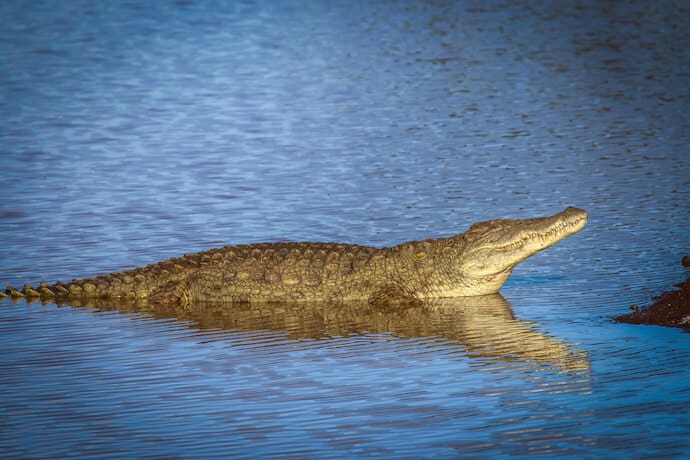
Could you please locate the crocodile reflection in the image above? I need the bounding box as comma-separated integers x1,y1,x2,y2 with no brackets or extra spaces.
51,293,590,374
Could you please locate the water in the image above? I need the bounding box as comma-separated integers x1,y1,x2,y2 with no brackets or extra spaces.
1,0,689,457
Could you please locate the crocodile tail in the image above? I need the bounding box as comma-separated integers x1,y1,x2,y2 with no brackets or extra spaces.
4,272,166,303
4,278,122,302
4,281,79,301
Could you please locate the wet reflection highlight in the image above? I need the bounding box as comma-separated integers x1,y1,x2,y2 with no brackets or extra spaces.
46,294,590,376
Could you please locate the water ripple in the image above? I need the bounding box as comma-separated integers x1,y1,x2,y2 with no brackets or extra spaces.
2,0,690,457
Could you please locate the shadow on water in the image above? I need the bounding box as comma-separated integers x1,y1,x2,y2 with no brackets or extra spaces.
38,294,590,376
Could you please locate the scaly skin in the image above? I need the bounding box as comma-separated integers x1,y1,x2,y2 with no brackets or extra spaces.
4,207,587,306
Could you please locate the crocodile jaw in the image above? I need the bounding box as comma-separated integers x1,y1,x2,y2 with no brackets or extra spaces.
455,207,588,295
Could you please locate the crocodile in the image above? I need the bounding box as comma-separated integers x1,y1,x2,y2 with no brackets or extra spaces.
3,207,587,307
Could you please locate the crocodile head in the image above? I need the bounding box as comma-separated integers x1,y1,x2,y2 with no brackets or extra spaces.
451,207,588,296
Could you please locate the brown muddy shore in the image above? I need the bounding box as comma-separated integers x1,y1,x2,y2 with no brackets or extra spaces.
615,257,690,332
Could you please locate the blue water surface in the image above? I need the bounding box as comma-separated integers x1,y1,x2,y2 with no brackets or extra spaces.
1,0,689,458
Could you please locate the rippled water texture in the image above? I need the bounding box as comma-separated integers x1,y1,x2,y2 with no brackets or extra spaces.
1,1,689,458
